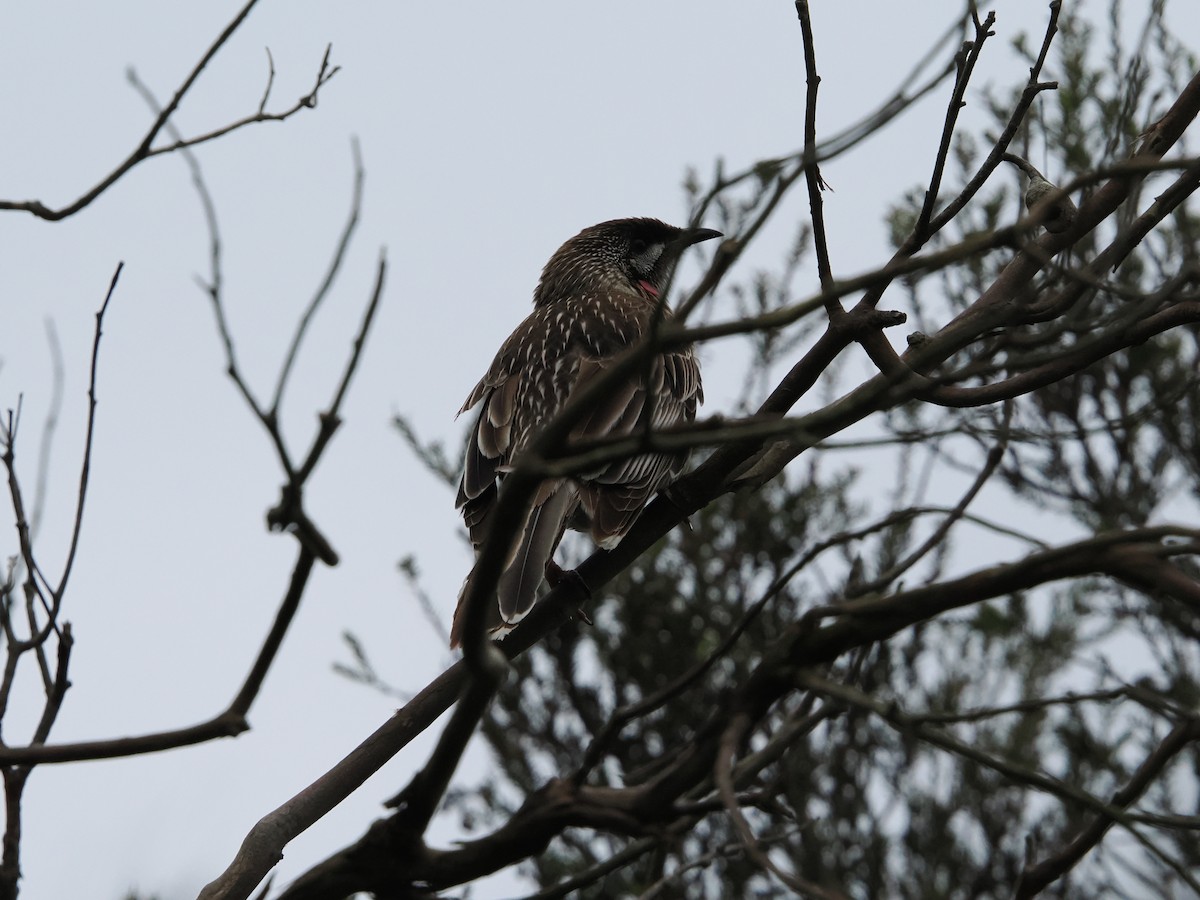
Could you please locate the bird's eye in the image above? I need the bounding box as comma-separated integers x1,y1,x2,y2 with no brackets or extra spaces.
628,238,648,256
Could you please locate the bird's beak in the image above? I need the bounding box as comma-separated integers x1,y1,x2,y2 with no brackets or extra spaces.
678,227,723,248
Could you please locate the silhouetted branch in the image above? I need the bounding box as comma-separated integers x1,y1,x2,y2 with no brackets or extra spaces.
1014,716,1200,896
676,6,970,320
272,139,365,418
794,0,835,296
914,10,999,241
800,673,1200,896
0,265,121,900
0,97,387,771
714,707,846,899
53,263,121,603
0,1,337,222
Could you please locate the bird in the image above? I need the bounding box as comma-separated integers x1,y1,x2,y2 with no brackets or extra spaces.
1003,154,1077,234
449,217,721,648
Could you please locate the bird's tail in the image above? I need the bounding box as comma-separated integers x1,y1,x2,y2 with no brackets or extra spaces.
449,485,576,648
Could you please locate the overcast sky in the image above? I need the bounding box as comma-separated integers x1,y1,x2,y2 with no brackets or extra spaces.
2,2,1198,898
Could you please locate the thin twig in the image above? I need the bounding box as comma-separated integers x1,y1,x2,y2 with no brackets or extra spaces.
258,47,276,115
294,251,388,486
799,673,1200,894
28,320,64,544
1,0,262,220
848,406,1010,597
54,263,121,602
914,12,997,240
714,711,845,899
0,4,338,222
794,1,835,295
271,139,366,417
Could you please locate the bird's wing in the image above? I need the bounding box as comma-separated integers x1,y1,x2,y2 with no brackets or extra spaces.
455,306,556,544
457,374,518,543
452,332,577,647
451,297,700,648
569,346,703,546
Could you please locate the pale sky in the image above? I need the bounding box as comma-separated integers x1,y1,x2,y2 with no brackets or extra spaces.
1,2,1197,898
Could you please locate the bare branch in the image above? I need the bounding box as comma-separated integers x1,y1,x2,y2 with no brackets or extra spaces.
53,263,121,602
293,250,387,487
28,320,64,543
0,3,338,222
271,139,366,418
794,0,836,296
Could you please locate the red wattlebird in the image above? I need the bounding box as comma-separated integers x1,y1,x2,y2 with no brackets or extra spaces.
450,218,720,648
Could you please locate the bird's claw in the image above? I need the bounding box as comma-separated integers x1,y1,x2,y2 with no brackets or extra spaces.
544,560,594,627
545,560,591,596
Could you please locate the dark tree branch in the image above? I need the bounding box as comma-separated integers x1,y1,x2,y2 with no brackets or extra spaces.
293,251,387,488
714,709,846,899
674,7,970,323
272,140,366,418
52,264,121,604
798,673,1200,894
914,10,998,241
214,522,1198,898
1014,718,1200,898
0,2,337,222
382,644,508,836
731,97,1200,489
0,69,387,772
0,266,120,900
794,0,835,297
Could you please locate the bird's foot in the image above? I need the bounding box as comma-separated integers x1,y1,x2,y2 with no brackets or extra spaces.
661,483,697,532
545,560,590,596
545,560,593,626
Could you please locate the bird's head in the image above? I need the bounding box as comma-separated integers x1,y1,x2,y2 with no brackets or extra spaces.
533,218,721,306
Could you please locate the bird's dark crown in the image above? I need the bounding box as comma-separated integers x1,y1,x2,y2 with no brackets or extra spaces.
532,218,720,307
